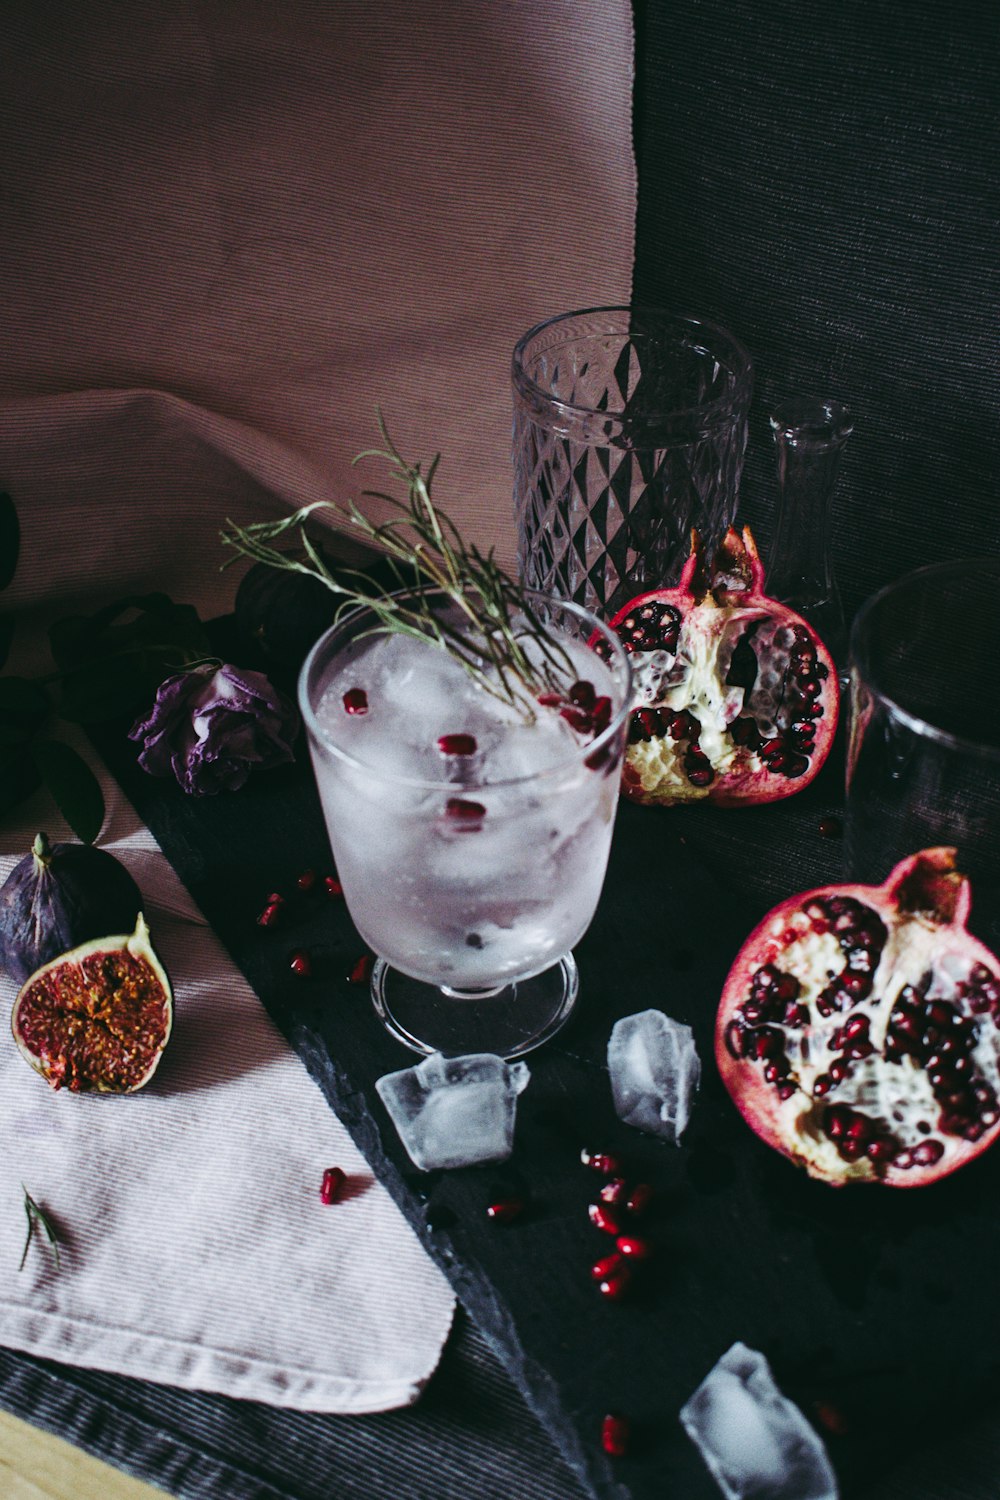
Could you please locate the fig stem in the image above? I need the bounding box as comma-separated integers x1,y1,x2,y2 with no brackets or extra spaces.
31,832,52,870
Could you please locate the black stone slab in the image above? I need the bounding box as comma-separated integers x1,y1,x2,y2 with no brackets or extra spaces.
90,638,1000,1500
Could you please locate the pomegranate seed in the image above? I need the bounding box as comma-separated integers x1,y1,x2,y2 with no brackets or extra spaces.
596,1260,632,1300
818,815,843,838
437,733,477,756
865,1138,895,1164
580,1148,623,1175
912,1138,945,1166
591,696,612,733
297,869,318,892
486,1196,526,1224
536,691,563,707
591,1251,624,1282
324,875,345,898
625,1183,653,1216
348,953,373,985
598,1177,629,1206
257,902,282,928
342,687,369,714
320,1166,346,1204
600,1412,631,1458
588,1202,623,1235
290,951,312,978
569,679,596,709
445,797,486,828
560,705,594,733
813,1400,850,1436
615,1234,652,1260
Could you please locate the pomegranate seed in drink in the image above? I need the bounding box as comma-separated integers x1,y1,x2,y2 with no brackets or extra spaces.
290,951,312,978
324,875,344,898
615,1234,652,1260
437,733,477,756
444,797,486,828
342,687,368,714
598,1177,628,1206
297,869,318,892
588,1202,623,1235
590,1252,624,1282
596,1260,632,1300
256,902,282,928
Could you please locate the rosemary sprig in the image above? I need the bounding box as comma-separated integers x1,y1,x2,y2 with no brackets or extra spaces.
20,1185,61,1273
220,414,572,714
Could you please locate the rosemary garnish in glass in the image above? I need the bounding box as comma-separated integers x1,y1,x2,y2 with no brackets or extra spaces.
220,416,572,716
20,1185,61,1273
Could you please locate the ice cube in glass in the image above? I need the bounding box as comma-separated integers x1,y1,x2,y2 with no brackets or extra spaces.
680,1342,838,1500
607,1008,701,1142
375,1051,530,1170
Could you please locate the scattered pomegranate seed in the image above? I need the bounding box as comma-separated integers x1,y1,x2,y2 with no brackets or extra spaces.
324,875,344,898
437,733,477,756
818,815,843,839
598,1176,628,1206
320,1166,346,1204
625,1182,653,1216
596,1260,632,1300
580,1148,623,1175
348,953,374,985
486,1196,526,1224
445,797,486,828
587,1202,623,1235
343,687,368,714
297,869,318,892
590,1251,624,1283
600,1411,631,1458
256,902,282,928
290,951,312,978
616,1234,652,1260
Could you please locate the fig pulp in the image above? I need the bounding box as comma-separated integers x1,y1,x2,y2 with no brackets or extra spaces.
12,914,173,1093
0,833,142,982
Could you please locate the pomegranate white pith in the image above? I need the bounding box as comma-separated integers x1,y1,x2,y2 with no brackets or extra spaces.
716,850,1000,1187
606,528,838,806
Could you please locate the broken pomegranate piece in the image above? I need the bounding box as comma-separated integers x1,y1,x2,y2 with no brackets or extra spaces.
715,848,1000,1186
605,527,838,806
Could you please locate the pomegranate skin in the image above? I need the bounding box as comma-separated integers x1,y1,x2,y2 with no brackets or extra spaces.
716,849,1000,1187
605,528,838,808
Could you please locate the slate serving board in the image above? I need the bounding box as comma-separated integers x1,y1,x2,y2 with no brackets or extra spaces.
91,636,1000,1500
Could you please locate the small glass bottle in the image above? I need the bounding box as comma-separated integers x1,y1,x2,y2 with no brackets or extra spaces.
767,398,854,681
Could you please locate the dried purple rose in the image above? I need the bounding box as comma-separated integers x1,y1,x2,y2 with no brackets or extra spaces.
129,664,298,796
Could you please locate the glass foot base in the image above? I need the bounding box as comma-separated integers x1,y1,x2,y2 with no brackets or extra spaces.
370,954,579,1060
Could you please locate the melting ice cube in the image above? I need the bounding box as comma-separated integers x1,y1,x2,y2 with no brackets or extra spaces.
680,1342,838,1500
375,1052,530,1171
607,1008,700,1142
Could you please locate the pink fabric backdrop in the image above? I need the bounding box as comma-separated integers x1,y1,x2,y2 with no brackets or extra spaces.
1,1,636,615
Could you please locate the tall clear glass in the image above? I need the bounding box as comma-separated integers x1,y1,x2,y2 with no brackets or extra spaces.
847,560,1000,948
512,307,753,617
299,593,632,1058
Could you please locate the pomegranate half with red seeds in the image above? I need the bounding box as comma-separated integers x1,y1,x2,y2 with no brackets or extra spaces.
716,849,1000,1186
603,528,838,806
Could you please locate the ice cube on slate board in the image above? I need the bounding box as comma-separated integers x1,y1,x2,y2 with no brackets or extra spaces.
680,1342,838,1500
607,1008,701,1142
375,1052,530,1171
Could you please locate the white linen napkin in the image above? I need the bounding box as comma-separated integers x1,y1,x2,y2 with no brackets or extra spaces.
0,743,455,1413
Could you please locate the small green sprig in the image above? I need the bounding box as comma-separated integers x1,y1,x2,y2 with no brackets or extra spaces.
20,1185,61,1273
220,414,572,715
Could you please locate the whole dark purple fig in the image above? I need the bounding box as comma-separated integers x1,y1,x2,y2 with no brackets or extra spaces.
0,833,143,982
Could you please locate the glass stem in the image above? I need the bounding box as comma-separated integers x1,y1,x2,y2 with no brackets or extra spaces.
767,398,854,678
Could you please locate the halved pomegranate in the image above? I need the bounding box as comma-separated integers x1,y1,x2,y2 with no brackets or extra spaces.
603,528,838,806
716,849,1000,1186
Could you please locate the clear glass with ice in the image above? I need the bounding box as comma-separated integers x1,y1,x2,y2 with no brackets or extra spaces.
680,1342,838,1500
376,1052,530,1171
300,592,631,1058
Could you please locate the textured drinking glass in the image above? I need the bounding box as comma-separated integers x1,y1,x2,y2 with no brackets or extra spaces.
512,307,753,617
299,593,632,1059
847,560,1000,947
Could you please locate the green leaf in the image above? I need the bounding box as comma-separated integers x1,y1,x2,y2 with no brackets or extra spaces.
0,494,20,590
0,616,14,671
0,677,50,746
32,739,105,844
49,593,212,722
